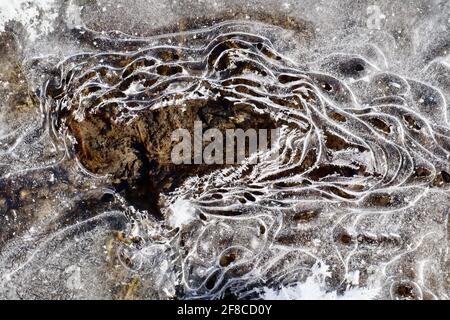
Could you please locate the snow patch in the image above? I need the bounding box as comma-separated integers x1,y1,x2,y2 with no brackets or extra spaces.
0,0,58,41
167,199,196,228
261,262,380,300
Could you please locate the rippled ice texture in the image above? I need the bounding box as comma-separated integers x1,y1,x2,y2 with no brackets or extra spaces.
0,0,449,300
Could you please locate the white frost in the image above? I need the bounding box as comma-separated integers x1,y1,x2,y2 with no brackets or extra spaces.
261,262,380,300
0,0,58,41
123,81,145,95
167,199,196,228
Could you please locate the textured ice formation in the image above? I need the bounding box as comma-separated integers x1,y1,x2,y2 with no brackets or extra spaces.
0,0,448,300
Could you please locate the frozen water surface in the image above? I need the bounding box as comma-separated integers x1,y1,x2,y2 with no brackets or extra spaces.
0,0,449,299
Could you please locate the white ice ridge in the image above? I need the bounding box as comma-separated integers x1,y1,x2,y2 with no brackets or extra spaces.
36,21,449,300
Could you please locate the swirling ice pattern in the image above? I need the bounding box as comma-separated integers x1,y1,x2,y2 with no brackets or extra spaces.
39,21,450,299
